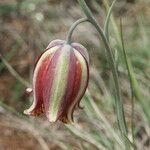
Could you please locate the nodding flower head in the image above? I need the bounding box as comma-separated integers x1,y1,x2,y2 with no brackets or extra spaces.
24,39,89,123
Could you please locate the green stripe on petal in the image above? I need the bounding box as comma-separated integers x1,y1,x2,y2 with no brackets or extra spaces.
49,45,72,122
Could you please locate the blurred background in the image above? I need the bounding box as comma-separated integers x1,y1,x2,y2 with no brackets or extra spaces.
0,0,150,150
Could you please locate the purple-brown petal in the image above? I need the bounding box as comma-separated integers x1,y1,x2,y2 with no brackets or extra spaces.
24,46,59,116
42,47,63,121
72,42,90,65
46,39,65,50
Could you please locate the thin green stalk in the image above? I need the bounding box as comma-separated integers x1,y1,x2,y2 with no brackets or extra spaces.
0,54,30,87
119,18,150,124
120,19,136,149
103,0,121,46
77,0,126,133
104,0,117,40
77,0,129,149
66,125,108,150
66,17,88,44
104,0,117,68
85,90,123,147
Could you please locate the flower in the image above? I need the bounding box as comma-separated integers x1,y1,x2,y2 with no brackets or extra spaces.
24,39,89,123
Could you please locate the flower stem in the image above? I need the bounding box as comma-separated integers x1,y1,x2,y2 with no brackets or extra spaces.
66,17,88,45
77,0,129,149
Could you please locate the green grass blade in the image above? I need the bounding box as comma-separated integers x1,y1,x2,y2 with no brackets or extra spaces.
66,124,108,150
104,0,117,40
0,54,30,87
119,17,150,149
119,18,135,148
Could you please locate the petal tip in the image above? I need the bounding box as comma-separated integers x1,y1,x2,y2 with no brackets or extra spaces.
47,113,57,123
24,106,44,116
23,109,31,115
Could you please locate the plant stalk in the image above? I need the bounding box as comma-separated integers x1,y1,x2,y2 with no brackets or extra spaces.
77,0,129,149
66,17,88,44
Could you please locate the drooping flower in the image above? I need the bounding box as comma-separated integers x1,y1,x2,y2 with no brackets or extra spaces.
24,39,89,123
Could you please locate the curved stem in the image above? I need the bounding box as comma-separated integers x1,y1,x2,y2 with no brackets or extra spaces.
77,0,129,148
66,17,88,44
92,18,127,136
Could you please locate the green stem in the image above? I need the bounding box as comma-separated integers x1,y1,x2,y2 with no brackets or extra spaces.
104,0,117,40
77,0,129,148
66,17,88,44
120,18,136,149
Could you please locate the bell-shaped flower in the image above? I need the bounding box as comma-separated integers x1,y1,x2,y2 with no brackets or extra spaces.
24,39,89,123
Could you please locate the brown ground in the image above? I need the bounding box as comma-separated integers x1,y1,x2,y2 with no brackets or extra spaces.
0,124,61,150
0,125,40,150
